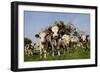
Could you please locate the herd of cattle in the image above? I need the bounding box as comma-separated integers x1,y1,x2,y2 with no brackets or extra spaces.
24,21,90,59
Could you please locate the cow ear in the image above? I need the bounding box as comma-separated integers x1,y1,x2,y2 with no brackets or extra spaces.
35,34,39,38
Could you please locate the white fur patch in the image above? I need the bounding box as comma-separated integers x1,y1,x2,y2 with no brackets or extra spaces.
39,32,46,42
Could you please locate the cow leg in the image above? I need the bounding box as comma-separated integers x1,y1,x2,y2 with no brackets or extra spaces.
44,50,47,58
57,46,60,56
52,47,55,57
58,50,60,56
51,43,55,57
39,48,42,58
25,47,28,55
63,48,65,55
63,45,66,54
52,48,55,57
25,48,27,55
30,50,33,56
28,49,31,56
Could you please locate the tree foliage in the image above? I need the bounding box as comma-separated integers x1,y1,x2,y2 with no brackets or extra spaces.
45,20,80,36
24,37,32,45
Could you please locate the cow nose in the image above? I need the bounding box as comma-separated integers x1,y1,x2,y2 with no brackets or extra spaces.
54,36,58,39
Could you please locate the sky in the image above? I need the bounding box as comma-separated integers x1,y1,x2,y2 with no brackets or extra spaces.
24,11,90,43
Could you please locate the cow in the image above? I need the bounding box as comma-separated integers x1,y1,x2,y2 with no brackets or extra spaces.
48,22,71,56
33,42,41,54
24,43,34,56
51,25,61,56
78,34,90,51
35,32,48,58
68,35,80,52
24,44,29,56
58,34,70,54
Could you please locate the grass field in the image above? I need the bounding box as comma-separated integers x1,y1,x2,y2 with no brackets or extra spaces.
24,47,90,62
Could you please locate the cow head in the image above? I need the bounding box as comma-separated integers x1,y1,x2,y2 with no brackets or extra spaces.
35,32,47,43
51,26,59,37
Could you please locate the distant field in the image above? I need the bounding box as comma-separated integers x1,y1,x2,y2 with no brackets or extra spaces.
24,48,90,62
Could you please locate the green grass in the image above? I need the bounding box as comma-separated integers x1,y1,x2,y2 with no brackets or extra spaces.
24,48,90,62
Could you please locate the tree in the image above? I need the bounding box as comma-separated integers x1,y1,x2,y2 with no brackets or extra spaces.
24,37,32,46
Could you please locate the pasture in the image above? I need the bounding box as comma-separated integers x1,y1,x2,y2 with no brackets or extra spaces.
24,47,90,62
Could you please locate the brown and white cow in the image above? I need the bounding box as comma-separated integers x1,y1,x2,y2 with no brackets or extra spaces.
58,34,70,54
79,34,90,51
51,25,61,56
24,43,34,56
35,32,48,58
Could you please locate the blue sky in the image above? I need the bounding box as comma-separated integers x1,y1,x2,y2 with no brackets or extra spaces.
24,11,90,43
